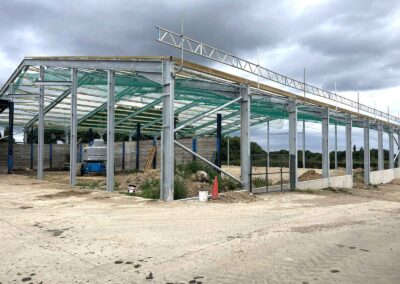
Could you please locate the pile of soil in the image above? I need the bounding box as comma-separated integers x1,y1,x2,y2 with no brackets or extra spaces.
215,191,257,203
298,169,322,181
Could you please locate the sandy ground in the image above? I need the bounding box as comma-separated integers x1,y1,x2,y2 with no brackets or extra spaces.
1,174,400,283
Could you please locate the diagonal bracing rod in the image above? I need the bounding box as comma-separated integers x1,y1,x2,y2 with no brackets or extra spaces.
174,140,242,184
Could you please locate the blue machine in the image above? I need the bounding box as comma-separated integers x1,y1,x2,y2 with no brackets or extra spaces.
79,139,107,176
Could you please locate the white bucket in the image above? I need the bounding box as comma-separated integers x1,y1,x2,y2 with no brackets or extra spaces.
199,190,208,202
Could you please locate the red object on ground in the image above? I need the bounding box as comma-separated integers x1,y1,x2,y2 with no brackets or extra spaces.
211,176,219,199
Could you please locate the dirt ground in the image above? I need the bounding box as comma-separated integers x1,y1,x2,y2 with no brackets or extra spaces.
1,174,400,283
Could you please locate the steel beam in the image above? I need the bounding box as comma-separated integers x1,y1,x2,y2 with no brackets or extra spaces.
389,127,394,169
160,60,175,201
69,68,78,186
240,85,250,191
377,122,384,171
321,109,329,179
106,70,115,192
364,120,370,184
345,115,352,175
174,96,241,132
37,66,45,180
288,100,297,186
267,121,270,168
23,58,163,73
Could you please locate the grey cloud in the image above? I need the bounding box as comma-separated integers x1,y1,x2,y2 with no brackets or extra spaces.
0,0,400,94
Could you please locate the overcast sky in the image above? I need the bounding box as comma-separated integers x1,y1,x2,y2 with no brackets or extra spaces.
0,0,399,151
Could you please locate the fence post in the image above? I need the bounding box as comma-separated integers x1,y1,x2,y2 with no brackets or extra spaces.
30,125,34,170
192,137,197,161
49,143,53,169
136,122,141,170
122,141,125,171
152,137,157,169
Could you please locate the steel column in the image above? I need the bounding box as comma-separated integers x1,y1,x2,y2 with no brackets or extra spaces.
364,120,370,184
377,123,384,171
389,127,394,169
267,121,270,168
240,85,251,191
288,100,297,187
122,141,126,171
30,126,34,169
136,122,141,170
227,137,230,166
160,60,175,201
192,137,197,161
302,119,305,169
106,70,115,192
216,113,222,169
398,133,400,168
334,122,338,169
69,68,78,186
7,101,14,174
321,109,329,179
345,115,353,175
37,66,45,180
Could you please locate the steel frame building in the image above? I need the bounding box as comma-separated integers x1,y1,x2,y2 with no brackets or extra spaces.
0,56,398,200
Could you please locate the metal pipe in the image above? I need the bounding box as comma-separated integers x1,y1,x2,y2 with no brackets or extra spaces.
174,96,241,132
240,86,250,191
160,60,175,201
106,70,115,192
174,140,242,184
364,120,370,184
37,66,45,180
69,68,78,186
302,120,305,169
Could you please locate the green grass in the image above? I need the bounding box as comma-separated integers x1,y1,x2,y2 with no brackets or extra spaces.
76,180,102,190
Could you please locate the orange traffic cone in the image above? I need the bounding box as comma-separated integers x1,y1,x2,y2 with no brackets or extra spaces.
211,176,219,200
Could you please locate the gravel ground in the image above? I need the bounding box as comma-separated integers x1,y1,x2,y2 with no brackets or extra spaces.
1,174,400,283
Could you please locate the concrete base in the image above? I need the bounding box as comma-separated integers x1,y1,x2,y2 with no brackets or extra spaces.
253,175,353,193
370,168,400,185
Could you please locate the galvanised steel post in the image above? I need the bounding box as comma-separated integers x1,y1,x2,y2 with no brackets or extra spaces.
216,113,222,170
106,70,115,192
160,60,175,201
364,120,370,184
30,125,34,169
37,66,45,180
345,114,353,175
122,141,125,171
7,101,14,174
288,99,297,189
389,127,394,169
377,122,384,171
321,108,330,179
136,122,141,170
302,119,305,169
334,122,338,169
69,68,78,186
240,85,251,191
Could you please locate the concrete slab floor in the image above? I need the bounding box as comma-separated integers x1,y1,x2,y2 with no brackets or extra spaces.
1,174,400,283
